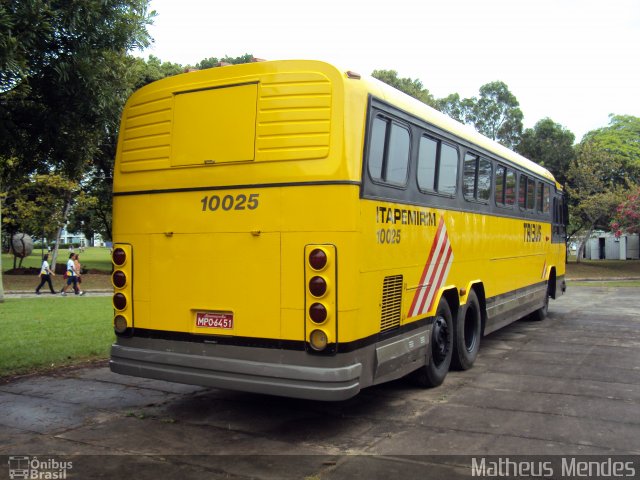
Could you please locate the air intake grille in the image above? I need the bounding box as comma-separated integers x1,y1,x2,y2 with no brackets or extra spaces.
380,275,403,332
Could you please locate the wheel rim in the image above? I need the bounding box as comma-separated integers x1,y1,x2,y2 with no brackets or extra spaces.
432,315,450,366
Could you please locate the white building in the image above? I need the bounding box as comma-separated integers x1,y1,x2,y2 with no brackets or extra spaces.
584,232,640,260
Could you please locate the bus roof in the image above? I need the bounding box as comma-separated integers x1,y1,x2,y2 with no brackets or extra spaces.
354,70,560,188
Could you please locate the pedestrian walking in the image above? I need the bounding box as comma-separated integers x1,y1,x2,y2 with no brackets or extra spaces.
73,253,85,295
35,254,56,294
61,253,83,296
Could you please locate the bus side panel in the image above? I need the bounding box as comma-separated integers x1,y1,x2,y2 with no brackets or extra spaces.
359,199,553,332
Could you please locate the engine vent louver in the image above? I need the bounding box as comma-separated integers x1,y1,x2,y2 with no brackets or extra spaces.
380,275,403,332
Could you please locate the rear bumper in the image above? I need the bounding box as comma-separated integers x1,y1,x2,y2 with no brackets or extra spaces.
110,340,363,401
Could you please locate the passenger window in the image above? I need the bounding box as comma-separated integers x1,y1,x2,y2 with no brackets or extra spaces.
463,153,491,202
367,116,410,186
536,182,544,213
463,153,479,199
543,185,551,214
417,136,459,195
518,174,527,209
505,170,516,205
417,136,437,191
368,117,387,181
439,143,458,195
386,124,410,184
477,158,492,201
495,165,505,205
527,177,535,210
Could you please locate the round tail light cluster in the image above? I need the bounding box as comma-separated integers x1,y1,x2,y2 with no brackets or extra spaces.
305,245,336,353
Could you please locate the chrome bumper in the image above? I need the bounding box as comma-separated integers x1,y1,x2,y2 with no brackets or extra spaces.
110,342,363,401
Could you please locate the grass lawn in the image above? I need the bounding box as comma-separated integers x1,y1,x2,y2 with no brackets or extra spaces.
0,296,114,378
565,258,640,279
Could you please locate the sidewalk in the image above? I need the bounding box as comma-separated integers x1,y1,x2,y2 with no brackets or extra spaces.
3,289,112,298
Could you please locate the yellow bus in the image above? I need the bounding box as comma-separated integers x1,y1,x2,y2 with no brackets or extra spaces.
110,60,566,401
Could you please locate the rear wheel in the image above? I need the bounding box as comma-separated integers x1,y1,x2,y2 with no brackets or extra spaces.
411,297,453,388
532,282,550,321
451,290,482,370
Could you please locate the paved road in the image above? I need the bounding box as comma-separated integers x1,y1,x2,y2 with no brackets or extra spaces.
1,286,639,479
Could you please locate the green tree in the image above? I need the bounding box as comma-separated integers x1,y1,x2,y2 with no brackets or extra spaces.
581,115,640,183
465,81,524,149
131,55,184,88
566,142,629,261
0,0,154,270
2,174,75,240
196,53,255,69
434,93,473,124
371,69,436,107
517,118,575,185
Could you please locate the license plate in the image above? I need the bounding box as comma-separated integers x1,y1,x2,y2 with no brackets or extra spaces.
195,312,234,330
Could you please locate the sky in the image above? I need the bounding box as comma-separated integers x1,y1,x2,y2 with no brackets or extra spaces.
139,0,640,143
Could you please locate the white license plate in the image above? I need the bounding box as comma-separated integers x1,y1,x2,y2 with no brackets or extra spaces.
195,312,234,330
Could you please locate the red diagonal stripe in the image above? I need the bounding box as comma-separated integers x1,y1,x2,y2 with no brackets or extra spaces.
416,229,450,315
408,217,445,315
426,245,453,313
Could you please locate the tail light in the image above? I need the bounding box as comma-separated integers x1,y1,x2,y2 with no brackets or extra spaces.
304,245,337,354
112,244,133,336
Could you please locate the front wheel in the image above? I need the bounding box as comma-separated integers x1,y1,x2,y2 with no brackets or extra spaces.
411,297,453,388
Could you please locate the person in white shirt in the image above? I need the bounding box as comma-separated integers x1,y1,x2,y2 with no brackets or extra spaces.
35,254,56,294
61,252,83,296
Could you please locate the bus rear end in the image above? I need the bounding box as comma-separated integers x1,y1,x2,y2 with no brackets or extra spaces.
109,60,367,400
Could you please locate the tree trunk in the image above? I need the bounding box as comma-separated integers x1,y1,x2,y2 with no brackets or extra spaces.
51,194,73,270
0,197,4,303
576,224,595,264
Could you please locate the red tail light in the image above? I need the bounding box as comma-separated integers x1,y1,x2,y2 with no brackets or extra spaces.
309,303,328,323
113,248,126,266
309,248,327,270
113,293,127,310
309,276,327,297
112,270,126,289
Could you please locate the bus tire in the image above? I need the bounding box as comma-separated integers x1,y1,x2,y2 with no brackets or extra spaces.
411,297,453,388
532,283,550,321
451,290,481,371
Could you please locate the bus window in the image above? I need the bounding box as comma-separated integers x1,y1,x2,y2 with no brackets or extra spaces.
386,124,410,184
518,174,527,209
505,169,516,205
417,137,458,195
463,153,491,202
367,116,410,186
417,136,437,191
477,158,492,201
368,116,387,180
543,184,551,214
527,177,535,210
536,182,544,213
439,143,458,195
463,153,479,199
495,165,505,205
